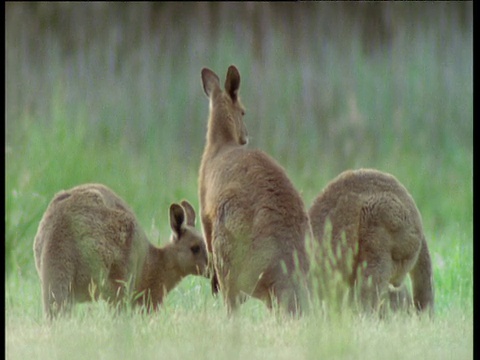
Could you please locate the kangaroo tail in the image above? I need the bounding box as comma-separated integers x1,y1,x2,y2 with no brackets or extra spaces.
410,234,434,315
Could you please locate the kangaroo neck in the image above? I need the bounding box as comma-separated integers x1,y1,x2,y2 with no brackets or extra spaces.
204,117,245,159
142,243,182,295
203,140,242,161
206,133,237,154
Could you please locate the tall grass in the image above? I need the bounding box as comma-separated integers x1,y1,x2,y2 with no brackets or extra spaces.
6,3,472,359
6,274,473,360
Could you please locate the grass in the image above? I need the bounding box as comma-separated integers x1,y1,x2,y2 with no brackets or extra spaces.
5,3,472,360
8,313,472,359
5,272,473,360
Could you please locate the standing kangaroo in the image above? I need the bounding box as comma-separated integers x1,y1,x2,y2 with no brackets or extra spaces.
308,169,434,315
198,65,310,315
33,183,207,318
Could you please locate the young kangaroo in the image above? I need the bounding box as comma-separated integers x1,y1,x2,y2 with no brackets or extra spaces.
33,183,207,318
199,65,310,315
308,169,434,315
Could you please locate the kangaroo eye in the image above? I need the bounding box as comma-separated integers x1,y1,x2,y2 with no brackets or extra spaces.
191,245,200,254
241,110,245,116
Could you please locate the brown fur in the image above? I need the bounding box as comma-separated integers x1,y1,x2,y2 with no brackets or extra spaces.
308,169,434,315
198,66,310,315
33,183,207,319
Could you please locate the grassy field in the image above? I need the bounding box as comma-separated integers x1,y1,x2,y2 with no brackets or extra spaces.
6,3,472,359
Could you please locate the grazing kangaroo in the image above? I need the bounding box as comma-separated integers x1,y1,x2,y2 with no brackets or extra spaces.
308,169,434,315
199,65,310,315
33,183,207,318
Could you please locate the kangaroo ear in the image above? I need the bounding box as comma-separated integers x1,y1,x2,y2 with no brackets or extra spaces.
169,203,185,240
180,200,196,227
201,68,220,98
224,65,240,101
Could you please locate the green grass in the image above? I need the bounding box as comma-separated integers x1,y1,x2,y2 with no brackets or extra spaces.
6,3,472,359
5,269,473,360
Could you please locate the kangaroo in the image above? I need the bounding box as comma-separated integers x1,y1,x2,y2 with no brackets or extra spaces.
198,65,310,315
33,183,207,319
308,169,434,315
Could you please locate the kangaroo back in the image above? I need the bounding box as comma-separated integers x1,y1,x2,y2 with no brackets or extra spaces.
34,184,143,317
33,184,207,318
199,66,309,315
308,169,434,315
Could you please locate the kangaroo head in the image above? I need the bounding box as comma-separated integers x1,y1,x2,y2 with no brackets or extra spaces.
169,201,208,276
201,65,248,146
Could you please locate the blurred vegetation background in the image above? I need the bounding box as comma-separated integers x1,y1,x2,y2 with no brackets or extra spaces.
6,2,472,289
